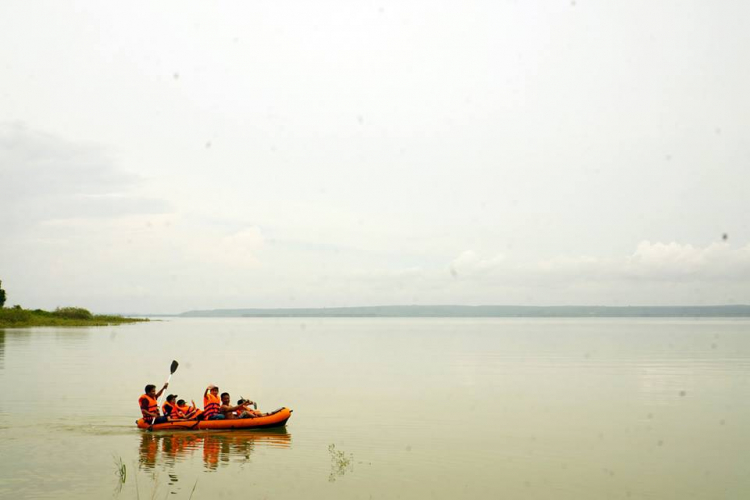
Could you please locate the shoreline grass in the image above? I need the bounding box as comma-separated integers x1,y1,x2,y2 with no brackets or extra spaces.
0,306,149,328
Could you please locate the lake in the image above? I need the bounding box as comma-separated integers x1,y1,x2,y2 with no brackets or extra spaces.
0,318,749,499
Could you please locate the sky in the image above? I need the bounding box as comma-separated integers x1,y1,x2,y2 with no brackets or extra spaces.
1,0,749,314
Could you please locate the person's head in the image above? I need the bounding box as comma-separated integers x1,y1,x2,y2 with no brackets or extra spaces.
166,394,177,403
209,385,219,396
177,399,186,406
221,392,230,404
145,384,156,397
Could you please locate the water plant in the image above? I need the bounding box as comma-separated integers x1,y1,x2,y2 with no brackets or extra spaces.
188,479,198,500
328,444,354,482
111,457,197,499
114,456,127,483
113,456,127,495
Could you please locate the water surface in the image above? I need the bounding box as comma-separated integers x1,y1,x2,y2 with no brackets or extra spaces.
0,318,748,499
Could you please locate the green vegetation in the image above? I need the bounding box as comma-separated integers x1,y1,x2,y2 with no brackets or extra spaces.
114,456,197,499
328,443,354,482
0,279,145,327
0,306,148,328
113,456,127,485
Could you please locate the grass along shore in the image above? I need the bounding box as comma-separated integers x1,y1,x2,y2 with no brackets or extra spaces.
0,306,148,328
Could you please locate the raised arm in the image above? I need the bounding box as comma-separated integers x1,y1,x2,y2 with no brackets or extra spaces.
155,382,168,400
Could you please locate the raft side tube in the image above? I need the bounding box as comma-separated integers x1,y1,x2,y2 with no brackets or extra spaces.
136,407,292,431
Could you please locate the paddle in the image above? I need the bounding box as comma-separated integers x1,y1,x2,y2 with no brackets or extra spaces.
148,360,179,431
157,360,179,404
167,359,179,383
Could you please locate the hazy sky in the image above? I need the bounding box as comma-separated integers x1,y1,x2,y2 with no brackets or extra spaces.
1,1,749,313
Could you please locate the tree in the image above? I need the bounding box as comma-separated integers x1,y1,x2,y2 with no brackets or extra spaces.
0,280,5,308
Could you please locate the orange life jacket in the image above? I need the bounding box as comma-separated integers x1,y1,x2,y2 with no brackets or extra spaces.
203,393,221,419
177,403,199,419
162,401,179,418
139,394,159,423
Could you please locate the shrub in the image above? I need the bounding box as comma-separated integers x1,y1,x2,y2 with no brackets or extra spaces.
0,307,32,323
52,307,94,320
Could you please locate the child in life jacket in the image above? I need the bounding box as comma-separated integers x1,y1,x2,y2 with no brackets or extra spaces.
176,399,201,420
161,394,182,419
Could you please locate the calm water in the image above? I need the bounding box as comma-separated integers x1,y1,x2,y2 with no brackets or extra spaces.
0,318,749,499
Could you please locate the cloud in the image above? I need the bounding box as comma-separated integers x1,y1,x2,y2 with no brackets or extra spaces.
449,250,505,279
623,241,750,281
0,122,169,229
531,241,750,283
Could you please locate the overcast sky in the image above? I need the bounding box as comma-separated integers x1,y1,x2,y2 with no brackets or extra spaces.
1,1,749,313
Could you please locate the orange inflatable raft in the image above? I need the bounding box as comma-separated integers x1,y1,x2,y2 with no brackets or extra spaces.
136,407,292,431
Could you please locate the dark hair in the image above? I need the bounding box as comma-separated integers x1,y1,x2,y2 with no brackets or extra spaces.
145,384,156,393
166,394,176,402
237,399,244,405
177,399,186,406
220,392,229,398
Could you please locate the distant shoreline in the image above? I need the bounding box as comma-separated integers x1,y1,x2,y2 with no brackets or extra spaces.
176,305,750,318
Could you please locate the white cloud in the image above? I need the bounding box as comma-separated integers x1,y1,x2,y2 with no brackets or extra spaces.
431,242,750,305
528,241,750,284
623,241,750,281
450,250,505,278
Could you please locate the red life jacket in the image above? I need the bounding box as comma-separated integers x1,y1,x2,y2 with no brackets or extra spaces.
139,394,159,424
203,393,221,419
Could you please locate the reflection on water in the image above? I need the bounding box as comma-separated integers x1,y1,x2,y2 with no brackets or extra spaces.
139,429,292,473
0,330,5,370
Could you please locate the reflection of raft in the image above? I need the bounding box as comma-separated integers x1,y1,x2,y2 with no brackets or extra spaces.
136,407,292,431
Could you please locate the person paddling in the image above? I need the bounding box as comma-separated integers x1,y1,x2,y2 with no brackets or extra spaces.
139,383,169,425
203,385,225,420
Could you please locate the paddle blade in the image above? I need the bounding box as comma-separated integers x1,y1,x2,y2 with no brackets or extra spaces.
170,360,179,374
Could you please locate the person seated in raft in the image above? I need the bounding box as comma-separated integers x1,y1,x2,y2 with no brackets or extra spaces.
139,383,169,425
203,385,225,420
176,399,201,420
236,397,264,418
219,392,253,419
161,394,182,419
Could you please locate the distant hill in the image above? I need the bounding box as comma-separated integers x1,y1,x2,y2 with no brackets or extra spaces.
178,305,750,318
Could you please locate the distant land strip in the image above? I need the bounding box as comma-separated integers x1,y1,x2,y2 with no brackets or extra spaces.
178,305,750,318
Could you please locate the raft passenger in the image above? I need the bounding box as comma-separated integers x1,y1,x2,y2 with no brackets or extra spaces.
177,399,201,419
203,385,225,420
219,392,254,419
236,397,264,418
139,383,169,425
162,394,182,419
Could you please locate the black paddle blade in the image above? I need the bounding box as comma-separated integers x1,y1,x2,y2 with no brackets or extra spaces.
170,360,179,374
